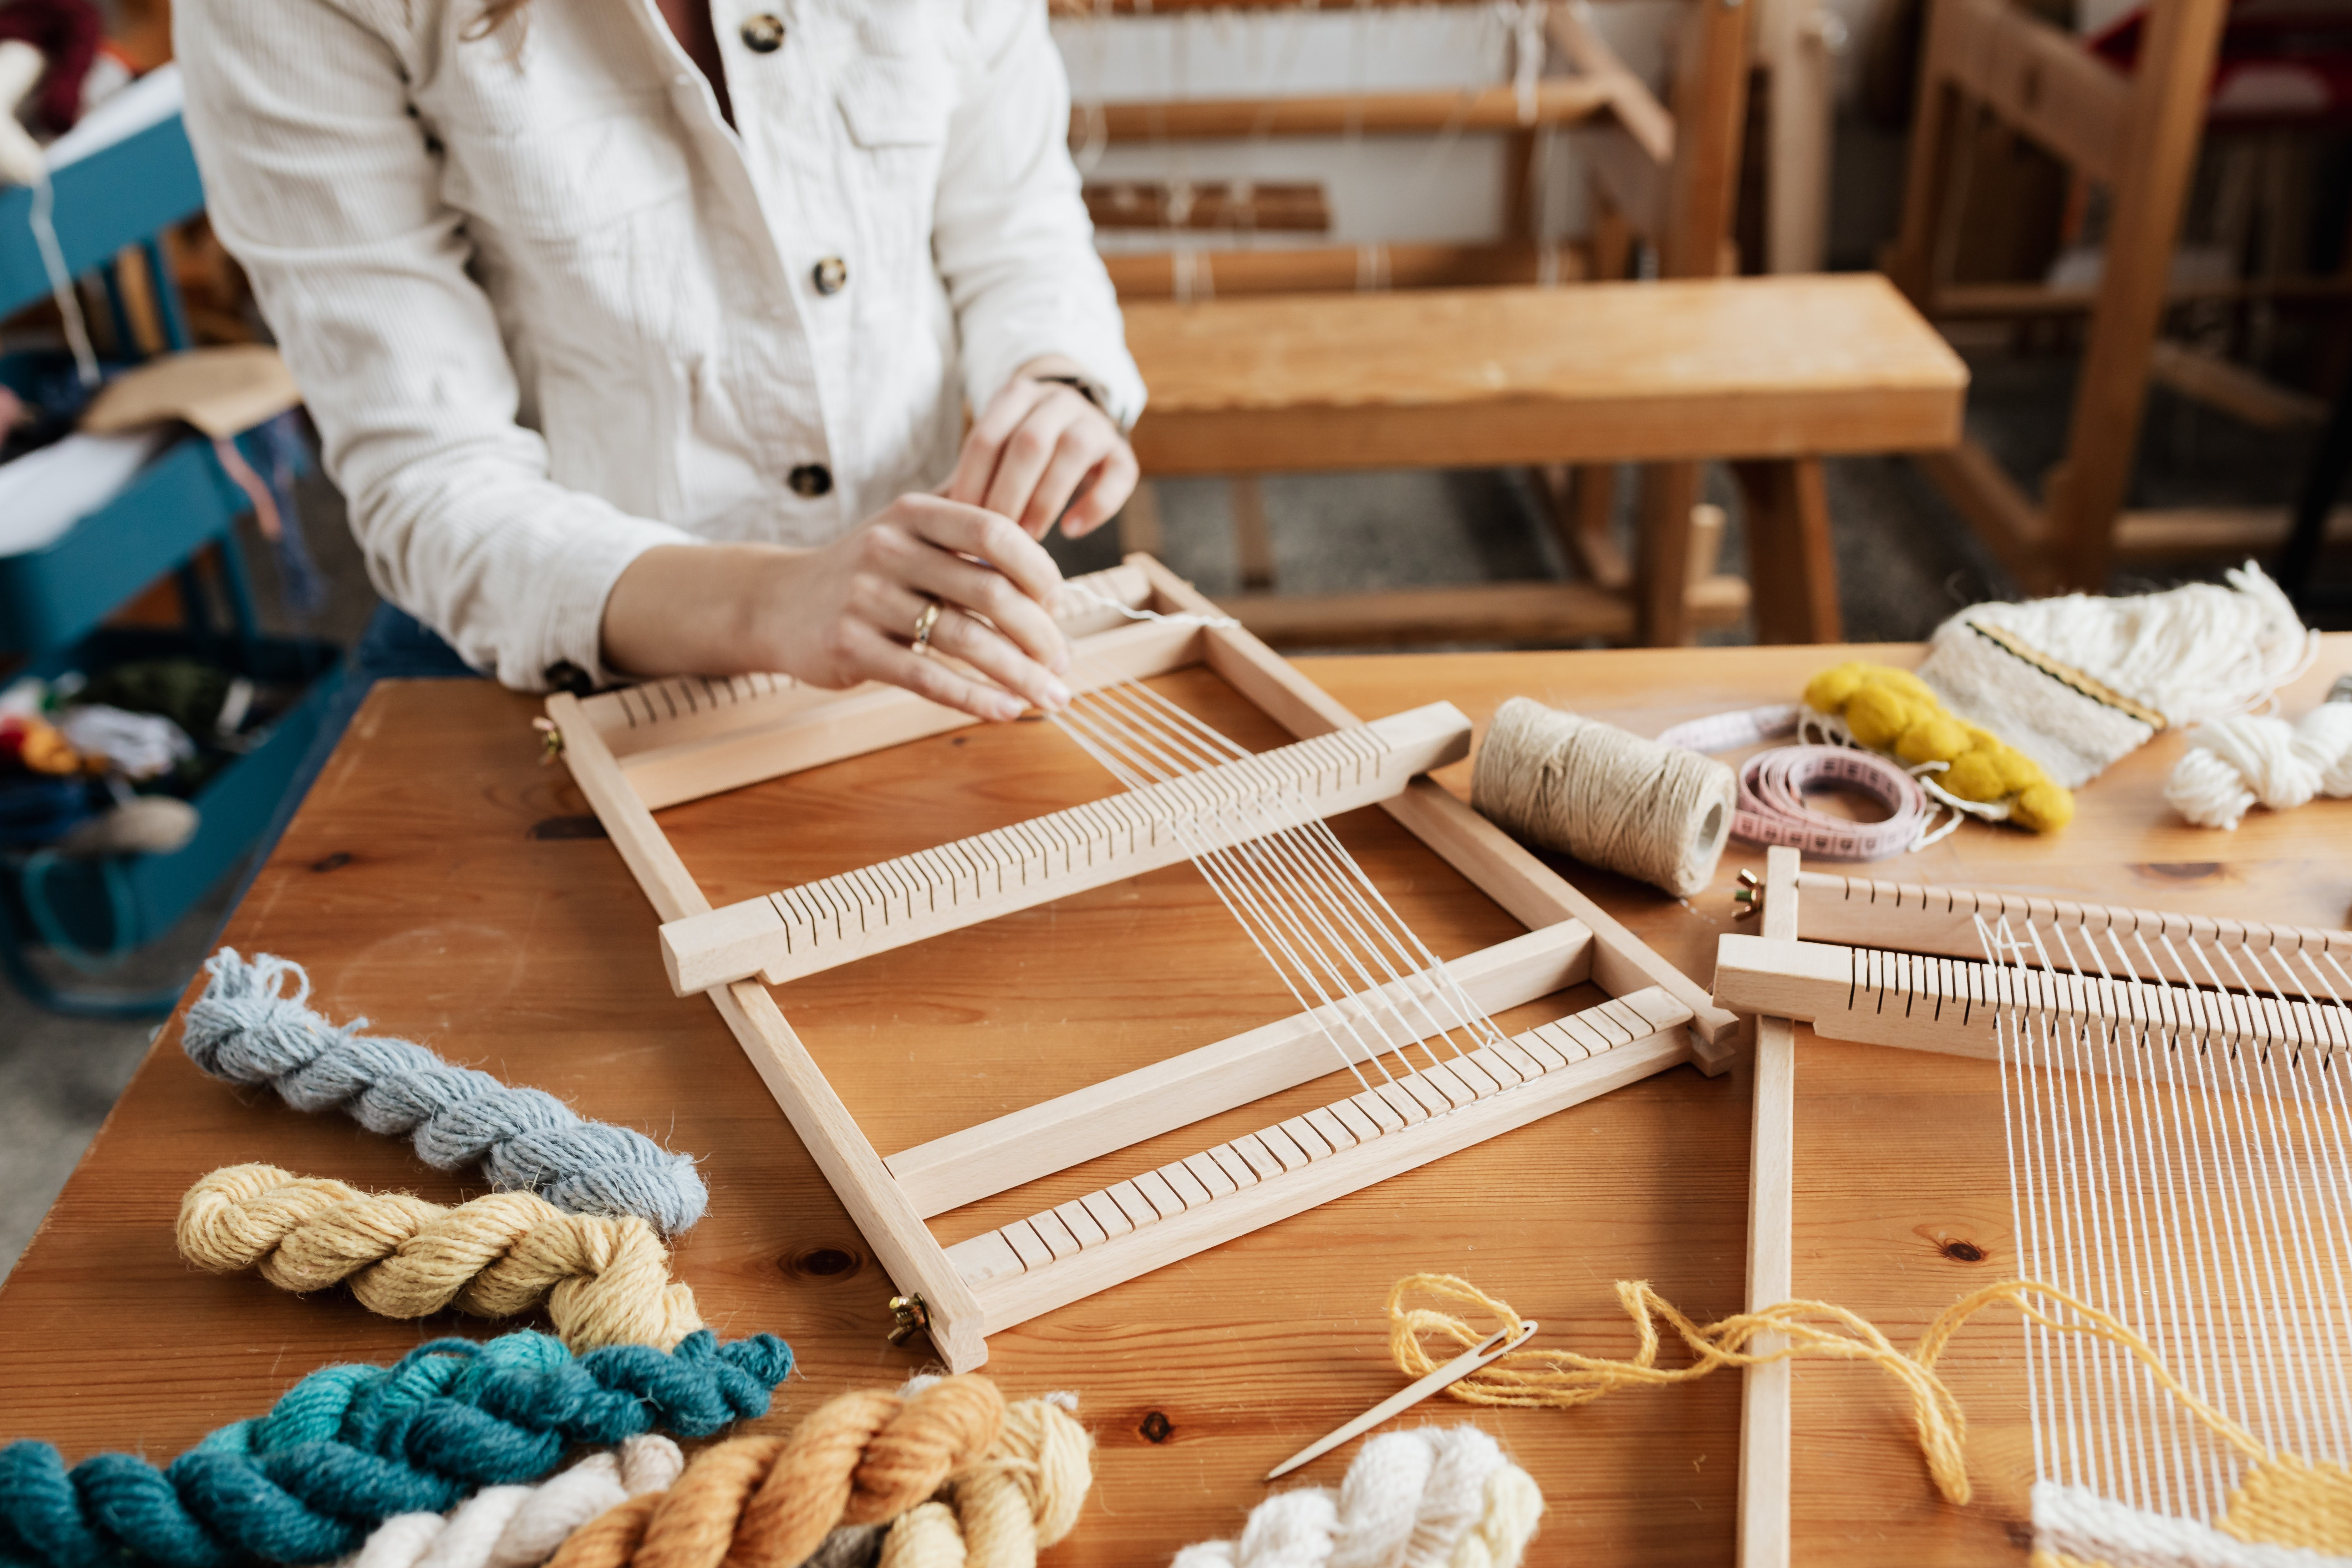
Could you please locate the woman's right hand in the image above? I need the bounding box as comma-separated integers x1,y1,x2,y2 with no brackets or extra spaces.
600,495,1073,721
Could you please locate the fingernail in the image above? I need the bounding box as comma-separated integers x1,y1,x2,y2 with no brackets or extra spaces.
990,695,1024,721
1044,679,1073,709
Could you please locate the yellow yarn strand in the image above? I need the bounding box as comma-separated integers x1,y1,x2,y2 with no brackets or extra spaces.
1387,1273,2298,1512
2220,1454,2352,1554
178,1164,702,1350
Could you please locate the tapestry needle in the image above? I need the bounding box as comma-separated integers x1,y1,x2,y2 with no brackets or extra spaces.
1265,1319,1540,1482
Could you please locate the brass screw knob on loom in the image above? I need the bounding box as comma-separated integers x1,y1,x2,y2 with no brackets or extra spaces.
887,1294,930,1346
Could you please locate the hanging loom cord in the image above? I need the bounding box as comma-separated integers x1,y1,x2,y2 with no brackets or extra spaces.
547,1377,1091,1568
1171,1425,1543,1568
350,1437,688,1568
183,951,709,1235
1388,1272,2287,1513
177,1164,704,1352
0,1331,795,1568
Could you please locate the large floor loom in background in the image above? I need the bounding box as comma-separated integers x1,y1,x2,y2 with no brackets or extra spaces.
1719,848,2352,1568
546,554,1735,1371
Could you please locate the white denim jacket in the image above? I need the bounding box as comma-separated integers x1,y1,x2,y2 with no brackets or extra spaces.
175,0,1144,689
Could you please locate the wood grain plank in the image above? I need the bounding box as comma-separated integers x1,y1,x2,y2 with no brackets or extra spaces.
1122,278,1966,475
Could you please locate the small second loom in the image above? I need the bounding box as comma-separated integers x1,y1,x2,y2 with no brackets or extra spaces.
547,553,1736,1370
1716,851,2352,1568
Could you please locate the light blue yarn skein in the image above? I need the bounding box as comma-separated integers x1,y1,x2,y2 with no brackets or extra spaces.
182,950,708,1233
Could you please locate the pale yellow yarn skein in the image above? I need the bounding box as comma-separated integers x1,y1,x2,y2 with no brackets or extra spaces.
177,1163,702,1350
874,1396,1092,1568
1470,698,1737,898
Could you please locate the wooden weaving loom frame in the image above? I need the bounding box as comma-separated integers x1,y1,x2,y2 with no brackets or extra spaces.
546,553,1738,1370
1715,847,2352,1568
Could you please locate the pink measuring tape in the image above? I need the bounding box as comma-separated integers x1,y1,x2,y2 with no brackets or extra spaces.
1653,704,1935,861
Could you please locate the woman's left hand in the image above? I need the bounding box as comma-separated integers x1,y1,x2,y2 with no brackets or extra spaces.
945,358,1138,540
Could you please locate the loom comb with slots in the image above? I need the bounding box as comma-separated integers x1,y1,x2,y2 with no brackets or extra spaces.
546,553,1737,1370
1717,852,2352,1568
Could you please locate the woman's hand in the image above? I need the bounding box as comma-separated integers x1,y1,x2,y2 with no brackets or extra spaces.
601,496,1072,722
945,357,1137,540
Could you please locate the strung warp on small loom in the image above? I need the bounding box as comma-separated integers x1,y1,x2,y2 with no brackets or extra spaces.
1044,595,1518,1112
1974,912,2352,1567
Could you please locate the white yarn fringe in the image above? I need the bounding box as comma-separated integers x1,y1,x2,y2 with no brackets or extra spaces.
345,1436,684,1568
2163,703,2352,830
1967,562,2314,727
2032,1481,2352,1568
1171,1426,1542,1568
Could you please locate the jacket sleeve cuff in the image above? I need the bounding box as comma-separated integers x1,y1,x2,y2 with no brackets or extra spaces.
967,333,1149,435
514,513,701,693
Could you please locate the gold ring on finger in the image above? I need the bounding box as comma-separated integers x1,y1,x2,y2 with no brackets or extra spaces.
911,598,944,657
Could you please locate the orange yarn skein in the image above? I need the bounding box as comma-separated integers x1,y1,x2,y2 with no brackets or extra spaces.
549,1378,1008,1568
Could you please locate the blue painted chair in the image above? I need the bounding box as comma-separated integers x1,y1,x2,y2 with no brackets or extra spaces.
0,97,346,1015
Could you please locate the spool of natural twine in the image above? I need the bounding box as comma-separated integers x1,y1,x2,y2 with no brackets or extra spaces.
1470,698,1736,898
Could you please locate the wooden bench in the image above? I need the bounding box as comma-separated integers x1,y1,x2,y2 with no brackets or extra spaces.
1120,272,1970,646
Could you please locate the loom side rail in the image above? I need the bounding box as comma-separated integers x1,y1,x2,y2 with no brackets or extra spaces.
886,919,1597,1217
543,689,992,1370
1735,846,1802,1568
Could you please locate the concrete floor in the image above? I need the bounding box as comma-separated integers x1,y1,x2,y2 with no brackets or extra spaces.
0,347,2340,1282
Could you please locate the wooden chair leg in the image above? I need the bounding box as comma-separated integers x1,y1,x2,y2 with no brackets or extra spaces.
1734,457,1842,643
1230,477,1277,591
2277,366,2352,601
1635,462,1703,645
2042,0,2233,591
1534,463,1634,591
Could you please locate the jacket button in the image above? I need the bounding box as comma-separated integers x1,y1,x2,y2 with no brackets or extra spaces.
788,463,833,498
811,256,848,295
542,660,593,696
739,13,785,52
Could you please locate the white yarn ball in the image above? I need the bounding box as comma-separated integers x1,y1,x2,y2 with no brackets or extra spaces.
2164,703,2352,830
345,1436,684,1568
1174,1427,1541,1568
1449,1467,1543,1568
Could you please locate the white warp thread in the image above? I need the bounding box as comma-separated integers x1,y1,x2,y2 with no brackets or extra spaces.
347,1436,684,1568
2032,1481,2351,1568
1171,1426,1542,1568
2163,703,2352,830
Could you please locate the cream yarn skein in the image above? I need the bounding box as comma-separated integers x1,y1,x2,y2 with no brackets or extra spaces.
2163,702,2352,830
1471,698,1737,898
1170,1425,1541,1568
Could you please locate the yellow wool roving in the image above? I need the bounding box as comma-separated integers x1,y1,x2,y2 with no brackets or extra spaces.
1389,1273,2352,1559
1803,661,2075,833
177,1164,702,1350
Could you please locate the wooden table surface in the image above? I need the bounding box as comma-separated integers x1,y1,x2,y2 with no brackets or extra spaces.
1122,277,1967,474
5,638,2347,1567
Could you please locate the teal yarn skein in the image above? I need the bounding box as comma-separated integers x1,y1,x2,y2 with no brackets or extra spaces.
180,951,708,1234
0,1329,791,1568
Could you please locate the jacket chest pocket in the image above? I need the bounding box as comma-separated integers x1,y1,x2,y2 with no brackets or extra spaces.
442,94,693,246
833,52,952,291
837,51,952,173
